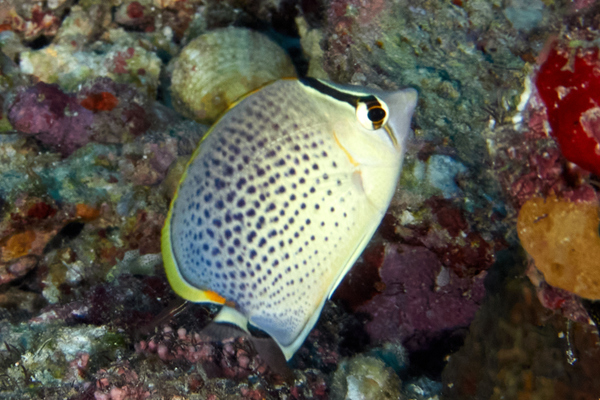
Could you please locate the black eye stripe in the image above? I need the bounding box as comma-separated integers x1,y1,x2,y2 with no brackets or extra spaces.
300,77,378,107
300,78,388,129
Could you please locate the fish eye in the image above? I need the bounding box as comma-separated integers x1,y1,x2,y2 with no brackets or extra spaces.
368,107,386,123
356,98,389,130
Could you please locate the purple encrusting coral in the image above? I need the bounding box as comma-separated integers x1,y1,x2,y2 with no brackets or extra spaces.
6,78,163,157
357,244,486,351
8,82,94,156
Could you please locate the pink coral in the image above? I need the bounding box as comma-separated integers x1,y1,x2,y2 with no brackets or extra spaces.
93,362,150,400
136,324,271,381
357,244,487,351
8,83,94,156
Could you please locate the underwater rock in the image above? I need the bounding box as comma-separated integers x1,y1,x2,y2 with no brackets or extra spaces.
169,27,297,124
0,30,28,62
114,0,157,32
0,255,38,285
136,325,269,381
92,361,152,400
19,29,161,96
0,322,121,388
442,271,600,400
489,75,597,213
295,17,329,80
6,76,201,160
0,197,68,286
53,3,111,49
518,195,600,300
503,0,545,31
119,135,180,186
0,1,67,42
381,197,500,278
114,0,203,42
357,244,486,352
123,210,164,256
526,265,590,324
331,354,403,400
333,243,387,311
425,155,468,199
0,286,40,314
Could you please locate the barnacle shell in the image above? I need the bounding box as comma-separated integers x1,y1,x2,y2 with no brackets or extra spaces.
170,27,297,124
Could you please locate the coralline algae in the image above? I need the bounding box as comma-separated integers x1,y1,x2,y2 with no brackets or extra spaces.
8,82,95,156
357,244,487,351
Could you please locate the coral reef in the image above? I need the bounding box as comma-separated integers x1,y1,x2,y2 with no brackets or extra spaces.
19,28,162,96
1,0,600,398
0,0,68,43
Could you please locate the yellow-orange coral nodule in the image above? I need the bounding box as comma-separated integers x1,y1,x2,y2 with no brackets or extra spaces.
517,196,600,300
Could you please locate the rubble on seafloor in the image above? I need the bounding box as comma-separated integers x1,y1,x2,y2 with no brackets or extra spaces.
1,0,600,399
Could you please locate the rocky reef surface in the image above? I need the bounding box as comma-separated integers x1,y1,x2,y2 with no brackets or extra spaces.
1,0,600,399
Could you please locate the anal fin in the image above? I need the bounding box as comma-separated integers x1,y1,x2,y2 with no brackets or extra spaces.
202,306,294,383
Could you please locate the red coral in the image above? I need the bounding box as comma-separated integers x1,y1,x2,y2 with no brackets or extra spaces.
127,2,145,19
80,92,119,112
27,202,56,219
536,45,600,176
122,103,151,136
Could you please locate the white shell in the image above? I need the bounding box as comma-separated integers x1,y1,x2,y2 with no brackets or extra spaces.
170,27,297,124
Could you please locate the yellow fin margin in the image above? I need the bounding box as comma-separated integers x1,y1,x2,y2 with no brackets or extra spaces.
161,207,226,304
161,79,301,305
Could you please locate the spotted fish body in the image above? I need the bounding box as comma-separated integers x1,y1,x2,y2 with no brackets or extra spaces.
162,78,417,360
